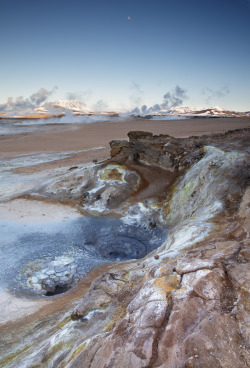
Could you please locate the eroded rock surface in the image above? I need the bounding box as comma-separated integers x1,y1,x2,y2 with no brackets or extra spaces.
68,220,249,368
1,128,249,368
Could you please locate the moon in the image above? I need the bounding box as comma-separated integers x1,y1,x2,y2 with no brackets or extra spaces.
128,16,131,21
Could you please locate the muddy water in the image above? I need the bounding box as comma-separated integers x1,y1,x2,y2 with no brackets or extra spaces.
0,151,166,299
0,215,167,297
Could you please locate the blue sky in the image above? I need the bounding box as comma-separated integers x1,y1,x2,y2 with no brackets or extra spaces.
0,0,250,111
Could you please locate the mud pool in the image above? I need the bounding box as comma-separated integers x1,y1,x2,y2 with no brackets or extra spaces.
0,215,167,297
0,150,168,299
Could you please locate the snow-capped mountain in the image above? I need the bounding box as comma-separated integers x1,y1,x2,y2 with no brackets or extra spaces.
153,106,250,118
1,100,249,120
43,100,92,114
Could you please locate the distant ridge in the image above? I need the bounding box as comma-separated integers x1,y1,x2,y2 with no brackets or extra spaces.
43,100,92,114
0,101,249,119
146,106,250,118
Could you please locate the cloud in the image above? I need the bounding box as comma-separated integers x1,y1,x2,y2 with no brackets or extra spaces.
66,89,92,101
66,92,81,100
202,85,230,104
0,87,58,112
92,99,108,112
129,81,144,107
131,82,143,95
130,85,188,115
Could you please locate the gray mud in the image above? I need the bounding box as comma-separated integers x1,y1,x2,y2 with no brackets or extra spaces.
0,216,167,297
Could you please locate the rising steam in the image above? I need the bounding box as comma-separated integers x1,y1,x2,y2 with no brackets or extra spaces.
0,87,58,112
131,85,188,115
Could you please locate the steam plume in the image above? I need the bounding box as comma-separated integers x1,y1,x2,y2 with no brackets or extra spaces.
202,85,229,104
0,87,58,112
131,85,188,115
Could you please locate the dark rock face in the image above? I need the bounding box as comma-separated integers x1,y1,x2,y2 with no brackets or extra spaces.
110,131,181,171
110,128,250,174
110,140,130,158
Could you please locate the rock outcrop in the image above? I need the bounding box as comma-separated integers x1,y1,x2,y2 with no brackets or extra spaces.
110,128,250,173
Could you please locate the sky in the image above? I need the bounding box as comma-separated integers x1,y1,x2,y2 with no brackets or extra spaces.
0,0,250,111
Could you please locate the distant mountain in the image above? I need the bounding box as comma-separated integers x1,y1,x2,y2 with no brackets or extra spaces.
153,106,250,118
1,100,249,120
43,100,92,114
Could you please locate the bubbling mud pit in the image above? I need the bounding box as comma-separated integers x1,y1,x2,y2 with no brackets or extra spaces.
5,216,167,297
0,149,167,298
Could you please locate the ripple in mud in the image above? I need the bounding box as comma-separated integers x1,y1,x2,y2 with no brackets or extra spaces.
83,218,164,261
2,216,167,296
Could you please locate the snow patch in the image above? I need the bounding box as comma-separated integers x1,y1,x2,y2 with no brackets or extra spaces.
44,100,92,114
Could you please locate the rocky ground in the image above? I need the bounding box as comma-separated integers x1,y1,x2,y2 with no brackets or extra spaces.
0,128,249,368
